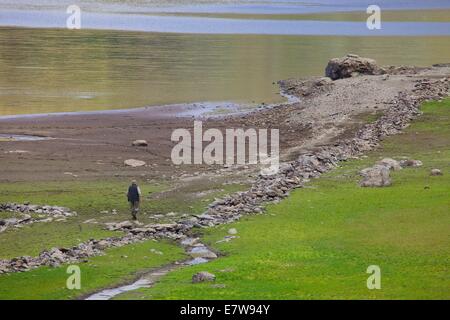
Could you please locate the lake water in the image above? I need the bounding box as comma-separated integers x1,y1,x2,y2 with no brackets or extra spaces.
0,1,449,115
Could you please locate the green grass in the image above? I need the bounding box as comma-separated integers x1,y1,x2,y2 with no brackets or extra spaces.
0,181,164,259
0,240,185,300
0,180,166,215
0,178,246,259
0,176,246,298
116,99,450,300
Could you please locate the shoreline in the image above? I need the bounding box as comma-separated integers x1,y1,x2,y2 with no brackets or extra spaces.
0,88,299,122
0,63,449,183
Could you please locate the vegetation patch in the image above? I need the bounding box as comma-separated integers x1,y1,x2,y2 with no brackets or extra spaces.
0,240,185,300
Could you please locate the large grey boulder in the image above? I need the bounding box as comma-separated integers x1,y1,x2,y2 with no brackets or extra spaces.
359,165,392,187
400,159,423,168
377,158,402,171
325,54,381,80
188,246,217,259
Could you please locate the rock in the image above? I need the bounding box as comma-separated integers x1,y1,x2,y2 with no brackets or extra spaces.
186,257,208,266
180,238,199,246
124,159,146,167
189,246,217,259
359,165,391,187
325,54,381,80
315,77,333,86
400,159,423,167
192,271,216,283
430,169,443,176
48,248,66,264
132,140,148,147
3,218,18,226
377,158,402,171
228,228,238,235
130,227,155,234
105,220,134,231
94,240,109,250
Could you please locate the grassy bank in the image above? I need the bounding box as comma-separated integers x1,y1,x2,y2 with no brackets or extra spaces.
115,99,450,300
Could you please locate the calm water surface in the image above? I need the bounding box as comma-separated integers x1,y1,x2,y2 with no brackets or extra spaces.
0,28,450,115
0,1,449,115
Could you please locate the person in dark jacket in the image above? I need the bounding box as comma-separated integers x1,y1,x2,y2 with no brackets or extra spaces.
127,180,141,220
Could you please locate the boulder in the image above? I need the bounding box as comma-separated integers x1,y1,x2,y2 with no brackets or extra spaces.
192,271,216,283
400,159,423,167
325,54,381,80
94,240,110,250
189,246,217,259
430,169,443,176
359,165,391,187
180,237,199,246
377,158,402,171
186,257,208,266
124,159,146,167
228,228,238,235
132,140,148,147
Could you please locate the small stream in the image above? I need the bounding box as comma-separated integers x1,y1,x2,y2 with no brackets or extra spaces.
85,239,215,300
0,134,51,141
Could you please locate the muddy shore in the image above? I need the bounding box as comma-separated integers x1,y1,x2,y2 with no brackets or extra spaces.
0,64,449,185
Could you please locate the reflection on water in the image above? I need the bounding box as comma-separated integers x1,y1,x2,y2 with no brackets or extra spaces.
0,27,449,115
2,0,450,14
4,10,450,36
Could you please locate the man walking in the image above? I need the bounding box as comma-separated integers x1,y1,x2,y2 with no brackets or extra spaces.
127,180,141,220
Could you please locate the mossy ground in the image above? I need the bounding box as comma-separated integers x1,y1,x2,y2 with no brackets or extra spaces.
116,99,450,300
